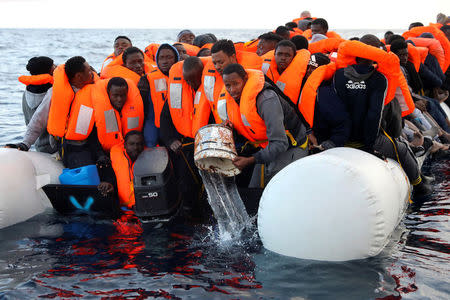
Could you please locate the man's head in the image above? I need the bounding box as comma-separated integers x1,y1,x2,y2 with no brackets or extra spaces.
390,39,409,67
173,43,189,61
311,18,328,36
26,56,55,75
275,26,291,40
113,36,132,56
275,40,297,73
437,13,447,24
256,32,283,56
123,47,145,76
177,30,195,44
291,35,308,50
197,48,211,57
441,25,450,41
222,63,248,103
156,44,179,76
356,34,382,65
193,33,217,48
124,130,145,162
211,39,237,76
408,22,424,30
183,56,204,91
304,52,330,80
384,31,393,43
300,10,311,18
65,56,94,88
285,22,298,31
107,77,128,112
387,34,405,45
297,19,312,31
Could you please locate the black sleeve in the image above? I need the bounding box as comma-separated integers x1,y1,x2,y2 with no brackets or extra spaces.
88,126,107,162
138,76,150,119
159,101,182,148
363,73,387,150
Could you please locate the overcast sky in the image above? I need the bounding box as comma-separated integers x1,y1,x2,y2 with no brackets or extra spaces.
0,0,448,30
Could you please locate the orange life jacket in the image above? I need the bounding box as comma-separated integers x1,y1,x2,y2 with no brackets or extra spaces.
263,49,311,105
18,74,53,86
403,26,450,72
386,43,422,72
92,78,144,151
336,41,415,116
407,37,446,72
100,53,120,74
47,64,97,140
146,68,169,128
218,69,268,147
110,143,135,208
201,43,213,50
168,57,210,138
429,22,443,29
192,86,211,137
298,62,337,127
293,28,303,34
308,38,345,54
100,64,142,84
303,29,342,40
178,42,200,56
242,39,259,53
144,43,160,61
417,46,429,64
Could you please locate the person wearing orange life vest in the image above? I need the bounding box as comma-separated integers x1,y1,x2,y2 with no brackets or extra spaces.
256,32,283,57
101,46,149,85
110,130,145,208
160,57,208,215
100,36,132,74
92,77,144,151
303,18,341,40
222,63,309,187
6,56,57,153
263,40,310,106
334,35,432,196
138,44,180,147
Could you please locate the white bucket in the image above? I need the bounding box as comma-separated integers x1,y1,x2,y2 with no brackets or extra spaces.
194,124,241,177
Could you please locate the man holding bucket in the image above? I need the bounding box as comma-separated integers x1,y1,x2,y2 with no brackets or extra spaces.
220,63,309,187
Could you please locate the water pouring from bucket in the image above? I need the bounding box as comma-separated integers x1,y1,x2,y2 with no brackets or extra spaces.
194,124,250,239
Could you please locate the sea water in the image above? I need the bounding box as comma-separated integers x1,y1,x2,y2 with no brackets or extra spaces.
0,28,449,299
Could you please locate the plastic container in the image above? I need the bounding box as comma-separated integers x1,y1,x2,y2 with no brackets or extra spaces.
59,164,100,185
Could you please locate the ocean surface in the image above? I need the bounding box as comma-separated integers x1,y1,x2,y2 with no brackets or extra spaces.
0,28,449,299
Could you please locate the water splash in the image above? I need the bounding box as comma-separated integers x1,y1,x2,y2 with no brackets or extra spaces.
199,170,250,240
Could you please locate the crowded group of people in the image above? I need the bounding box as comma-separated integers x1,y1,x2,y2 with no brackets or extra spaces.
7,10,450,214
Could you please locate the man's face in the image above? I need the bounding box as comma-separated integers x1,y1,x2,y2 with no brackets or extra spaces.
311,24,326,35
108,85,128,111
179,33,195,45
183,66,203,91
256,39,276,56
124,52,145,76
394,48,409,67
158,48,177,74
211,50,235,76
174,44,189,61
114,38,132,56
79,62,94,85
223,72,247,103
275,46,295,72
125,134,144,162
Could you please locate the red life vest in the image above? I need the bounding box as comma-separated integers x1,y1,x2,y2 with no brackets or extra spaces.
263,49,310,105
92,78,144,151
168,58,210,138
336,41,415,117
308,38,345,54
178,43,200,56
403,26,450,72
47,64,97,140
144,43,160,61
100,53,121,75
408,37,446,73
110,143,135,208
18,74,53,86
218,69,268,147
146,68,169,128
298,62,337,127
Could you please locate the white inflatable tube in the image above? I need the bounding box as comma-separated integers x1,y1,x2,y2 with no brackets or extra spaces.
257,147,411,261
0,148,63,229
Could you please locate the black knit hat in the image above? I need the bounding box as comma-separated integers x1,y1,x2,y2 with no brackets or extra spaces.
26,56,54,75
